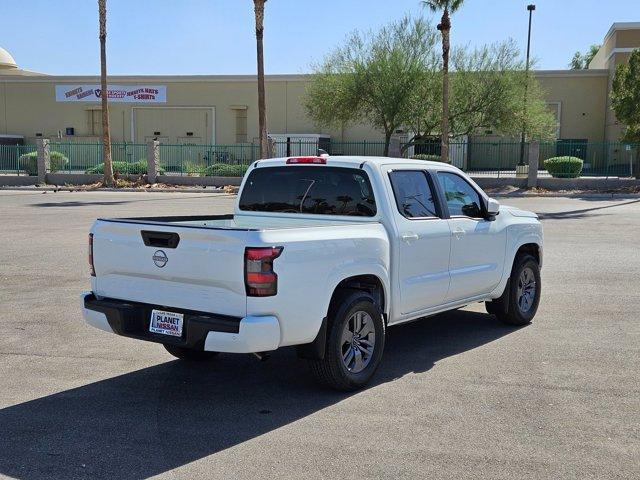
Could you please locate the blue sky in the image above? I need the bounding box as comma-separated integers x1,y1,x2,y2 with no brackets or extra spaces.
1,0,636,75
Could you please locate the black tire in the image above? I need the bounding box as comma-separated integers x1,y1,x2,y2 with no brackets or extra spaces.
308,290,385,391
163,344,219,361
493,253,541,326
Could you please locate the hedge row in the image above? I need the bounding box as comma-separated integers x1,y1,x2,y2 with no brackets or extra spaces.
203,164,248,177
410,154,448,162
85,161,247,177
85,159,165,175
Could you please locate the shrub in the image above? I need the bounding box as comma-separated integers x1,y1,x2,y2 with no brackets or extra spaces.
86,159,164,175
19,151,69,175
411,154,447,162
544,156,583,178
203,163,248,177
184,162,207,175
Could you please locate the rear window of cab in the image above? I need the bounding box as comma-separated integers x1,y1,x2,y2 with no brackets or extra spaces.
239,166,377,216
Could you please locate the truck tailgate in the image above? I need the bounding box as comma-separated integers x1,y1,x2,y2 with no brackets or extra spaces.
91,220,248,317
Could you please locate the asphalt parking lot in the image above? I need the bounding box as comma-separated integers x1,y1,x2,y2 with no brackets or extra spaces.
0,190,638,479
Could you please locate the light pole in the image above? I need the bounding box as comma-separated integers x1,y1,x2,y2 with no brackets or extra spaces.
519,4,535,167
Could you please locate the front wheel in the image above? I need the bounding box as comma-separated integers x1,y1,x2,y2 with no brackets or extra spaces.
163,344,219,361
491,253,541,326
308,291,385,391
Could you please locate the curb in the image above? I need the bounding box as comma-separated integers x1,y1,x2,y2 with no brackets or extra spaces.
491,192,639,199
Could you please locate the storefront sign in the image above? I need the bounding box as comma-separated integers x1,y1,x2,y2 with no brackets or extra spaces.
55,85,167,103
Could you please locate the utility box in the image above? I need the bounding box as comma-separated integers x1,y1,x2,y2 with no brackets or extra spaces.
0,135,25,173
0,134,24,146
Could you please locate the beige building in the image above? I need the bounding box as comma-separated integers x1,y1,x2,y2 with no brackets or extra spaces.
0,22,638,148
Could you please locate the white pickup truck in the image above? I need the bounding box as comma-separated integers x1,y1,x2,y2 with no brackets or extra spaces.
82,155,542,390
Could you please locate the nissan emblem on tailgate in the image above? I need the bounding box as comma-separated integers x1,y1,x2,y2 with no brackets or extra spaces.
153,250,168,268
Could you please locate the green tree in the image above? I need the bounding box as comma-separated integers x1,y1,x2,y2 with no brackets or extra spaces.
611,48,640,178
569,44,601,69
304,16,438,156
98,0,114,186
254,0,269,159
422,0,465,163
406,40,556,150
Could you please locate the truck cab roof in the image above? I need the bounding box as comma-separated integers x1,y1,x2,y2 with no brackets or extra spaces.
252,155,456,171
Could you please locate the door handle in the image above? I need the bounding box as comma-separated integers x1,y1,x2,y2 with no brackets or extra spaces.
401,232,419,242
451,227,466,239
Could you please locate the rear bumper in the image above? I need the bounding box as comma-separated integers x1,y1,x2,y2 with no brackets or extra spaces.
81,292,280,353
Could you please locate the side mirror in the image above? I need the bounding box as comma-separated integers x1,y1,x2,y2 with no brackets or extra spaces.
486,197,500,217
461,202,482,218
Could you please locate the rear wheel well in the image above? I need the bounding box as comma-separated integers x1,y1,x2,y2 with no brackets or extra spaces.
516,243,540,265
296,275,386,361
329,275,386,320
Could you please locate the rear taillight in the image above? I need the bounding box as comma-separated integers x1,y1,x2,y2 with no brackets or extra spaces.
88,233,96,277
244,247,283,297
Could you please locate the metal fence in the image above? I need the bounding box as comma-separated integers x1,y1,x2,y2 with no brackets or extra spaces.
273,140,388,158
0,144,38,175
157,144,258,176
46,142,151,174
2,139,638,178
464,140,638,177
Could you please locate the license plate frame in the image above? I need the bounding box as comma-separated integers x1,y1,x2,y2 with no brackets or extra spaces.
149,309,184,337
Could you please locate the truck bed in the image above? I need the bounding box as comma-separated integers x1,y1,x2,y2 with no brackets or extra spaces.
90,213,389,329
99,213,375,230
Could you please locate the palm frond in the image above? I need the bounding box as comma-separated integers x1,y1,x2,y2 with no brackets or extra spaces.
450,0,465,12
421,1,440,12
422,0,466,13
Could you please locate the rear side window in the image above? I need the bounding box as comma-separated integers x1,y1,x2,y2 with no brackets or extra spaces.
389,170,438,218
436,172,483,217
239,166,377,216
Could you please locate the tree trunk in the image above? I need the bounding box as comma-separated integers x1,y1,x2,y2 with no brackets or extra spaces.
439,9,451,164
384,130,392,157
254,0,269,159
98,0,114,186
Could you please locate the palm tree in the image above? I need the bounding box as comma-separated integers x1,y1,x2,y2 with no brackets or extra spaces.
253,0,269,159
98,0,114,186
423,0,464,163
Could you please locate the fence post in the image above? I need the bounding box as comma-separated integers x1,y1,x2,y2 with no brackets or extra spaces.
36,138,50,184
146,140,159,184
527,141,540,188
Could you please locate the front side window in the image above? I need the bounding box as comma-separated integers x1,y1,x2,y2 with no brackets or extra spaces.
389,170,438,219
436,172,483,218
239,166,376,216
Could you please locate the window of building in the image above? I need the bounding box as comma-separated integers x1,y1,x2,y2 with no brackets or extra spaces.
389,170,438,219
87,109,102,136
436,172,483,218
232,107,248,143
547,102,561,139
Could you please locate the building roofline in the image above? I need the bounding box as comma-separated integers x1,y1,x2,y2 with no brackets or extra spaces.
533,69,609,77
603,22,640,44
0,73,312,83
0,70,610,83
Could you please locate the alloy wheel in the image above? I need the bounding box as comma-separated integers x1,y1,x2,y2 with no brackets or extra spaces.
340,310,376,373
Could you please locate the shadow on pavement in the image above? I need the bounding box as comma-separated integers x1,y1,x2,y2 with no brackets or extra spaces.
32,195,218,208
537,198,640,220
0,309,518,480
